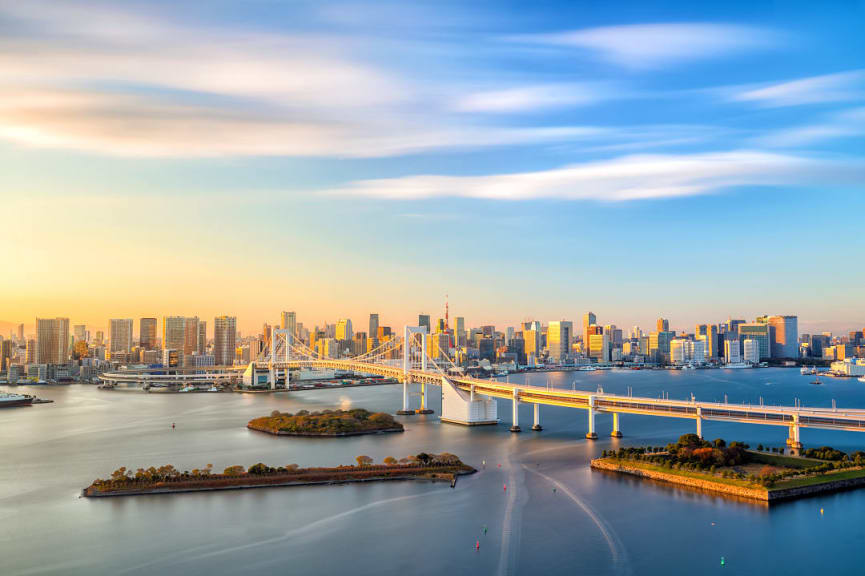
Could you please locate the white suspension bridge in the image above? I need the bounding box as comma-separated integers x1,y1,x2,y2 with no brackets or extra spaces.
238,326,865,451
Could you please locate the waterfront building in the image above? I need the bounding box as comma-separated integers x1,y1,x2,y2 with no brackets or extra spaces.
588,332,610,363
36,317,70,365
743,339,760,364
768,315,799,358
670,338,706,365
725,339,741,364
547,320,573,363
214,316,237,366
139,318,157,350
738,323,771,360
830,358,865,376
649,330,675,364
524,329,540,359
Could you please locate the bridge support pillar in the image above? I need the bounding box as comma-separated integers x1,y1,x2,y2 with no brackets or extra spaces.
586,396,598,440
396,377,414,415
786,415,803,453
696,407,703,439
611,412,622,438
417,381,433,414
440,377,497,426
531,403,542,431
510,389,521,432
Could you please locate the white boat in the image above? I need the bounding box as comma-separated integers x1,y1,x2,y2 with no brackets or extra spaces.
859,376,865,383
800,366,811,375
207,386,219,392
578,366,597,372
723,363,750,369
0,393,34,408
178,385,196,393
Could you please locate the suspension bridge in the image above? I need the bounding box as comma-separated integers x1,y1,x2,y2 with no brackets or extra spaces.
242,326,865,452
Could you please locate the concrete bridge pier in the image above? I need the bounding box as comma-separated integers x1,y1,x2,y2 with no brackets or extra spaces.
611,412,622,438
396,376,414,415
510,388,521,433
417,381,433,414
787,414,803,453
532,403,542,431
586,396,598,440
696,407,703,438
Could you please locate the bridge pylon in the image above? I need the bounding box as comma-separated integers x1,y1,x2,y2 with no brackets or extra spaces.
397,326,428,415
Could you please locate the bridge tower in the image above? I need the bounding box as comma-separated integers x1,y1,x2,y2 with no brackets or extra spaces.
398,326,428,415
270,329,291,390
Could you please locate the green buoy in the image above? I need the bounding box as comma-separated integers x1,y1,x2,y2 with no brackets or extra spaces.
721,556,726,567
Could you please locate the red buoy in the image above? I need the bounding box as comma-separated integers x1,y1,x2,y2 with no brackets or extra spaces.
476,540,480,550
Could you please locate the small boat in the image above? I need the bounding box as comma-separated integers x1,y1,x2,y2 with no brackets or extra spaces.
0,393,34,408
207,386,219,392
811,377,822,385
178,385,196,393
858,376,865,383
800,366,811,375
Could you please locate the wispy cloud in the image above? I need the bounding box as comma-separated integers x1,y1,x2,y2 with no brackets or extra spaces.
754,107,865,147
733,70,865,107
325,151,864,201
507,23,778,69
453,83,613,113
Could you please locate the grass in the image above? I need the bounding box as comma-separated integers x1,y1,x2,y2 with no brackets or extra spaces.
596,457,764,490
771,467,865,490
747,451,819,469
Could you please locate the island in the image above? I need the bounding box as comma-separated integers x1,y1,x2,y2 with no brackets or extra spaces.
82,453,475,498
591,434,865,503
247,408,404,437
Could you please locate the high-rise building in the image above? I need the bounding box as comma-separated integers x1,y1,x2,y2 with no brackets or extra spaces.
0,339,11,372
368,314,379,341
140,318,157,350
583,312,596,347
213,316,236,366
743,339,760,364
670,338,706,365
335,319,353,341
738,323,771,360
725,339,741,364
455,316,466,347
73,324,88,344
588,332,610,362
281,311,297,336
768,315,798,358
524,328,540,360
649,330,674,364
16,323,24,342
418,314,431,333
36,317,70,365
197,320,207,355
163,316,201,355
656,318,670,332
26,339,36,363
630,326,642,339
109,319,133,356
547,321,572,363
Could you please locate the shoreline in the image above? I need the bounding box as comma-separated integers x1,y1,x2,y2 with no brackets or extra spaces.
247,423,405,437
591,458,865,503
83,465,475,498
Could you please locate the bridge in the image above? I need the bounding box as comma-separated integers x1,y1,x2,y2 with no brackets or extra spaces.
242,326,865,452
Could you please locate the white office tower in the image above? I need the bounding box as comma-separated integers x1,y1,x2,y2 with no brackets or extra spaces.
743,339,760,364
725,339,741,364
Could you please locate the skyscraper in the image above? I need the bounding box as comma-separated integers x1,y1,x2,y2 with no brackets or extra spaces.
335,319,353,341
140,318,157,350
16,323,24,342
418,314,431,333
583,312,596,347
768,315,799,358
109,319,133,355
214,316,236,366
656,317,670,332
368,314,379,340
197,320,207,355
547,320,572,363
73,324,87,344
36,317,69,365
281,311,297,336
739,323,771,360
163,316,200,355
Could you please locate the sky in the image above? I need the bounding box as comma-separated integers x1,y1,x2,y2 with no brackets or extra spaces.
1,0,864,336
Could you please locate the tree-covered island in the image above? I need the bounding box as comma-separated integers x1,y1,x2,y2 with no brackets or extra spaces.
248,408,404,436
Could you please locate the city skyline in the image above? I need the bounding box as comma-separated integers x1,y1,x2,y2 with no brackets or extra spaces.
2,1,864,337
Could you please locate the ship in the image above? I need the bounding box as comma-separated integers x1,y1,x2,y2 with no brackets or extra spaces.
800,366,811,375
723,363,750,369
0,393,34,408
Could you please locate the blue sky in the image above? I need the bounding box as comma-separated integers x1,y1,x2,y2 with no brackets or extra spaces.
1,0,864,334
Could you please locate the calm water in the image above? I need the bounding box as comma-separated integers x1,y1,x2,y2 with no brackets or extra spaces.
3,368,865,575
